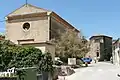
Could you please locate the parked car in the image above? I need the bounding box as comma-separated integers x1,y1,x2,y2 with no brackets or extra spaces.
81,57,92,64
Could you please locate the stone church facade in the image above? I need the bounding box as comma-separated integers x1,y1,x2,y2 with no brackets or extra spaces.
5,4,79,60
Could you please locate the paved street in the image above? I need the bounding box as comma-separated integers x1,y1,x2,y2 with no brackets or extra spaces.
67,62,120,80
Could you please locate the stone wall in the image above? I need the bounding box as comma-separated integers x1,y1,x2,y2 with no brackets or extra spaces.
6,16,49,44
50,17,66,40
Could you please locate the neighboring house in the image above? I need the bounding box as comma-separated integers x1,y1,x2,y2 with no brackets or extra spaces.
87,34,112,61
112,38,120,66
5,4,80,60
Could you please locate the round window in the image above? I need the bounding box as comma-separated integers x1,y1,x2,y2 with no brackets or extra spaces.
23,23,30,30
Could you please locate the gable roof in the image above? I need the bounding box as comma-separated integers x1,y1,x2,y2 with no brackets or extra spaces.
6,4,80,33
7,4,51,17
113,38,120,45
89,34,112,40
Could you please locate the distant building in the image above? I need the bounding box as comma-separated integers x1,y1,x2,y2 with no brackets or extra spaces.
5,4,79,60
112,38,120,66
88,34,112,61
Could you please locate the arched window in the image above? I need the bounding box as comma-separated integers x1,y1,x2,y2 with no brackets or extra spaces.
96,52,99,57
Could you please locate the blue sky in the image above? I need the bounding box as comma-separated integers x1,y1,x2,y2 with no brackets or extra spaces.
0,0,120,39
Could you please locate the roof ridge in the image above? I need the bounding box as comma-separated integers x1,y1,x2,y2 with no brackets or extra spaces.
27,4,51,12
6,4,51,17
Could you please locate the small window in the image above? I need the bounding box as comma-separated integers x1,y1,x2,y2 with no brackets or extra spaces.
96,52,99,57
94,39,99,43
23,23,30,30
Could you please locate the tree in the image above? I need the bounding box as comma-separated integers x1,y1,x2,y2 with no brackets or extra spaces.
0,40,15,71
9,46,43,68
0,33,5,40
0,40,54,80
38,52,54,73
0,40,54,75
53,30,89,63
15,69,26,80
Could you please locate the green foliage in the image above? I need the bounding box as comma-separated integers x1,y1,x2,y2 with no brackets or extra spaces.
0,33,5,39
38,52,54,73
53,30,89,63
76,59,84,66
0,40,15,71
9,46,42,68
15,69,26,80
0,40,54,74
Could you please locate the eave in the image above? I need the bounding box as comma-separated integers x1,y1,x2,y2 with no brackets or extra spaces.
6,11,79,33
7,12,47,21
50,12,80,33
21,42,54,45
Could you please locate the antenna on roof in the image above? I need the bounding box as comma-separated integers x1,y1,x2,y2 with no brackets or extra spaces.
25,0,28,7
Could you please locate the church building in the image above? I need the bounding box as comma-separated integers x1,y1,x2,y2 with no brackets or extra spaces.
5,4,79,59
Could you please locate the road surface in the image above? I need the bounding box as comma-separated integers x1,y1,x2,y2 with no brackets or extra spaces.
67,62,120,80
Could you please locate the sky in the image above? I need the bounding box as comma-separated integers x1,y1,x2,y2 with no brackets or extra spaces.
0,0,120,39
